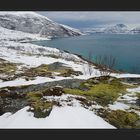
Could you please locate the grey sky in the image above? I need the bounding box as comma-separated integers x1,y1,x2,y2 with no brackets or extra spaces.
37,11,140,28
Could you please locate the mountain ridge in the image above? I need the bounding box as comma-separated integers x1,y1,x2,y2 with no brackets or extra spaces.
83,24,140,34
0,12,82,38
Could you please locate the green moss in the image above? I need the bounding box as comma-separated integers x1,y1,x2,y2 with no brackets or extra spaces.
64,79,130,106
30,100,52,111
21,62,82,78
35,64,48,71
134,125,140,129
47,54,60,59
29,100,53,118
26,91,53,118
22,64,53,77
136,92,140,99
0,63,17,75
104,110,139,129
58,69,82,77
26,92,43,103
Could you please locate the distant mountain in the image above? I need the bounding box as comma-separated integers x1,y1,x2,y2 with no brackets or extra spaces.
0,12,82,38
103,24,130,34
83,24,140,34
130,27,140,34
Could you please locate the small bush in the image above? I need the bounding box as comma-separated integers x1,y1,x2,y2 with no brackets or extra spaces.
26,92,53,118
105,110,139,129
0,62,17,75
26,92,43,103
29,100,53,118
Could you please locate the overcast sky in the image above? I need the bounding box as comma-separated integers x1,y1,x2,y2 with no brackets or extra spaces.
37,11,140,29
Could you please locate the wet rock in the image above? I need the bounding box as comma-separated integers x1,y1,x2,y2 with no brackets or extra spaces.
75,96,94,107
0,79,85,95
59,69,83,77
30,106,52,118
0,89,25,99
136,99,140,106
28,101,53,118
47,62,70,71
0,97,28,115
120,77,140,85
92,79,100,84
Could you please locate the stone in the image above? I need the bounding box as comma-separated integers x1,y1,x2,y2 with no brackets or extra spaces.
43,86,64,96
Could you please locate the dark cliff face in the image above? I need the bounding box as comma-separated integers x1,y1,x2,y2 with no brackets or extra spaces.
0,12,82,38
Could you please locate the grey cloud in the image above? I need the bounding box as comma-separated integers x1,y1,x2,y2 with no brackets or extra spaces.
37,11,140,27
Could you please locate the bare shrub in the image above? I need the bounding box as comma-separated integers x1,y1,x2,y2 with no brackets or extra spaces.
95,55,117,76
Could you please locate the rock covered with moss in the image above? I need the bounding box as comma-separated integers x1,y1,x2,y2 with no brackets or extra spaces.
96,109,140,129
43,86,64,96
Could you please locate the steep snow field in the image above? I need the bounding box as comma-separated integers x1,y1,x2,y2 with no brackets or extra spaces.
109,102,130,111
0,26,48,42
0,106,115,129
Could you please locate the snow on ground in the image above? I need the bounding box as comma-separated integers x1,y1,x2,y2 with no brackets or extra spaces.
118,93,138,103
0,94,116,129
0,40,83,68
112,73,140,78
0,48,61,67
108,86,140,111
44,94,87,107
108,102,130,111
0,76,72,88
127,86,140,93
0,11,53,22
0,106,115,129
0,26,49,42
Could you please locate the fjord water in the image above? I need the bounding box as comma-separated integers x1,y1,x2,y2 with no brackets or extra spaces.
33,34,140,74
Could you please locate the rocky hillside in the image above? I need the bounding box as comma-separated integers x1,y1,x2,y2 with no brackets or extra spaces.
0,12,82,38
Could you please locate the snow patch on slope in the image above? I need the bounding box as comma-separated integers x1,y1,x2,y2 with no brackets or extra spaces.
0,76,72,88
109,102,130,111
0,106,115,129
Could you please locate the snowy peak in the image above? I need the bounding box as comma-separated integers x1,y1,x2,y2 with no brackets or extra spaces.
0,12,51,20
0,12,82,38
115,24,127,28
83,23,140,34
130,27,140,34
103,24,129,34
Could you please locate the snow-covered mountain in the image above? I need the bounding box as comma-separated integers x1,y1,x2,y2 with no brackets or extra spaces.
0,12,82,38
103,24,130,34
130,27,140,34
83,24,137,34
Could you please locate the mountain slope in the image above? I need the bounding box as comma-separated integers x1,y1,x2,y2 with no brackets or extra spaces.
130,27,140,34
0,12,82,38
103,24,130,34
83,24,133,34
